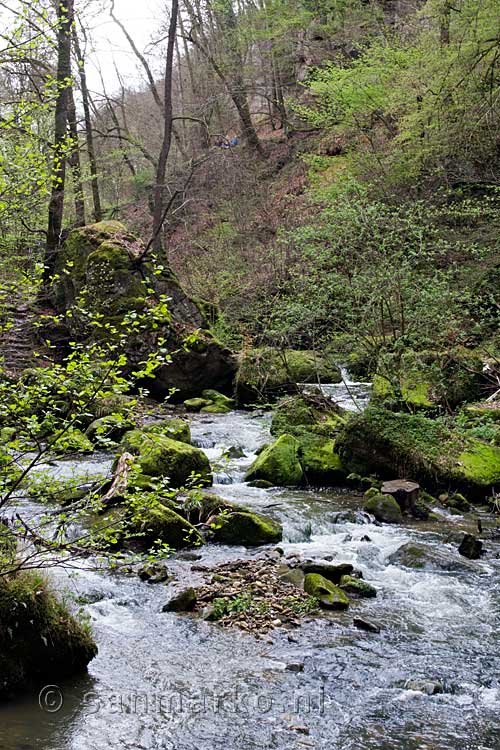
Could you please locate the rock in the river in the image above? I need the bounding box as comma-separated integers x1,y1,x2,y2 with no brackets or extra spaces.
50,221,236,401
388,542,478,572
130,503,204,549
339,575,377,598
301,561,354,583
199,390,236,414
210,511,283,546
184,397,211,412
137,563,172,584
458,533,483,560
353,617,381,633
364,493,403,524
50,428,94,454
86,414,135,445
142,418,191,444
162,587,197,612
120,429,212,487
245,434,303,486
303,573,350,610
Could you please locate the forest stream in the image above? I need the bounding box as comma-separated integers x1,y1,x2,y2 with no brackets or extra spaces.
0,376,499,750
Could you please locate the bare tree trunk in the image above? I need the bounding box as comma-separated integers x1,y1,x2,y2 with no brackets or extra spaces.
72,27,102,222
151,0,179,255
67,86,86,226
45,0,74,284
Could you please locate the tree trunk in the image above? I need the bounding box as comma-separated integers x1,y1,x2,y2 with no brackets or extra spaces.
73,28,102,222
151,0,179,255
45,0,74,284
67,86,86,226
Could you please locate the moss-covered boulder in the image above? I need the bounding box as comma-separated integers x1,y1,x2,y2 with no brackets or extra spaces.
210,510,282,546
245,434,303,486
86,414,135,445
236,348,341,403
270,396,346,484
184,397,211,412
120,430,212,487
50,221,236,401
339,575,377,598
0,571,97,698
50,428,94,455
364,493,403,524
337,407,500,499
131,503,204,549
303,573,350,610
143,418,191,444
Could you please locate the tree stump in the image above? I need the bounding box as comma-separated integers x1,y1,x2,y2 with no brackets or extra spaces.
381,479,420,516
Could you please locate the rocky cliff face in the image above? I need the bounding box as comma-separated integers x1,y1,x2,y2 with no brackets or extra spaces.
49,221,236,400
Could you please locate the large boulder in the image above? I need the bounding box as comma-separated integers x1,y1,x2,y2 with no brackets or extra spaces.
271,396,347,484
120,429,212,487
364,493,403,524
210,510,282,546
0,571,97,698
245,434,303,486
236,348,341,403
50,221,236,401
337,407,500,499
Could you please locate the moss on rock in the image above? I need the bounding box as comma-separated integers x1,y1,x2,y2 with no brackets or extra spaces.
143,418,191,444
337,407,500,499
303,573,350,610
120,430,212,487
245,434,303,486
0,571,97,698
211,511,283,546
364,493,403,524
50,428,94,455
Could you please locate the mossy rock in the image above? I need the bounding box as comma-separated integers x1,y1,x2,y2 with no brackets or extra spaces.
303,573,349,610
210,511,282,546
0,572,97,698
299,434,345,485
236,348,341,403
143,418,191,444
372,375,434,410
364,493,403,524
131,503,204,549
202,390,235,408
184,398,211,412
86,415,136,445
50,428,94,455
120,430,212,487
245,434,303,486
337,407,500,499
339,574,377,598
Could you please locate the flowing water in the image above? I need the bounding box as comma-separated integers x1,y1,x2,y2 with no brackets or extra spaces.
1,384,500,750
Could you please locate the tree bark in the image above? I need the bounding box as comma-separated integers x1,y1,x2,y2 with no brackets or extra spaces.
67,86,86,226
73,28,102,222
45,0,74,284
151,0,179,255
